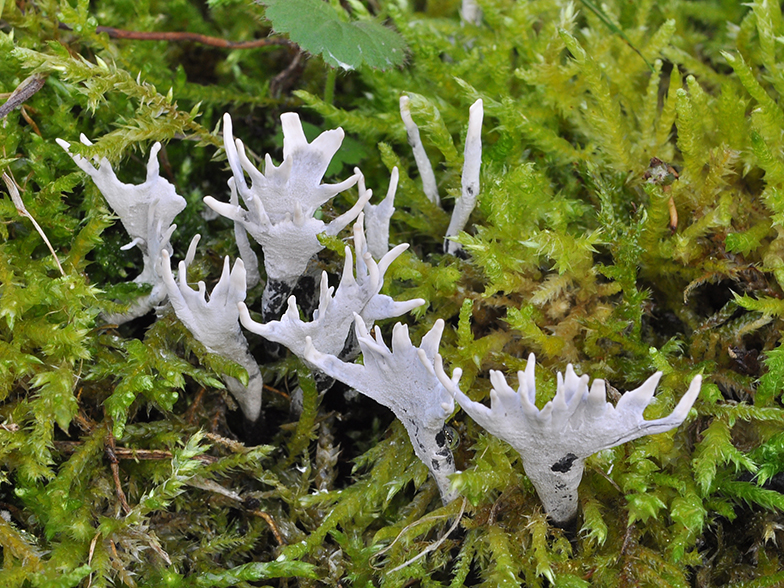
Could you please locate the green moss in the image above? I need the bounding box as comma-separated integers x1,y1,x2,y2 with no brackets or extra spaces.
1,0,784,585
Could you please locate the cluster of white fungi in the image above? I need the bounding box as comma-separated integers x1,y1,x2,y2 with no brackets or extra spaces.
58,97,700,526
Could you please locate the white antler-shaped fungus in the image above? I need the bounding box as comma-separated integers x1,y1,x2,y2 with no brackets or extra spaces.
435,353,701,526
238,214,424,360
204,113,367,320
160,242,262,423
305,316,457,504
57,138,186,323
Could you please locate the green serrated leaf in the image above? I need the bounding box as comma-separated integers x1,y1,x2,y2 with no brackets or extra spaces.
262,0,406,70
725,221,772,255
627,492,667,524
31,364,77,433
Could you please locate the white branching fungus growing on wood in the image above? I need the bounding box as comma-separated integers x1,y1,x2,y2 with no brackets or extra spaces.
204,113,367,320
305,316,457,504
238,214,424,360
160,241,262,424
435,353,702,525
57,138,186,323
444,99,483,255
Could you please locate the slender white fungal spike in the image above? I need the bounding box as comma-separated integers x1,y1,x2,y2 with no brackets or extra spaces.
58,138,186,323
239,215,424,360
326,169,372,237
435,353,702,526
445,99,483,254
363,167,398,258
419,318,445,362
305,315,457,504
461,0,482,25
160,246,262,423
226,178,259,290
400,96,440,206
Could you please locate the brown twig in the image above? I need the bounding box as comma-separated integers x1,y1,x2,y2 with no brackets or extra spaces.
250,510,285,545
264,383,290,400
185,387,206,424
203,431,248,453
210,401,224,434
0,74,47,119
270,49,306,97
105,432,132,515
58,22,295,51
73,406,98,434
55,441,219,463
19,106,42,137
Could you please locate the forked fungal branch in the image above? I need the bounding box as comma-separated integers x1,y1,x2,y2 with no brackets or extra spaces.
435,352,702,525
238,213,424,361
159,239,263,424
204,113,368,320
399,96,484,255
57,138,186,323
304,315,458,504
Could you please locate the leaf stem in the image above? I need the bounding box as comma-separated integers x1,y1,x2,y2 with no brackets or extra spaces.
324,67,337,105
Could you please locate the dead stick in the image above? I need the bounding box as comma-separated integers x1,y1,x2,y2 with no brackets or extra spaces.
58,23,294,50
250,510,285,545
105,433,132,515
185,387,206,425
0,74,47,119
55,441,219,463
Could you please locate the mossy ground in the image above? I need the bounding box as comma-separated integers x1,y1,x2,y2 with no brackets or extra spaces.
1,0,784,586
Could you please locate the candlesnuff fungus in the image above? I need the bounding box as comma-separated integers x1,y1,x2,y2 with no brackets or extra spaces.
305,315,457,504
435,353,702,526
57,138,186,323
204,113,367,320
237,213,424,361
399,96,439,207
398,96,484,255
444,98,483,255
362,167,398,259
159,241,263,424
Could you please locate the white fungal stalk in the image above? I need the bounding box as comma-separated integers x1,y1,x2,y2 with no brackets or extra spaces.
435,353,702,525
461,0,482,25
160,242,262,423
238,213,424,360
229,178,261,290
444,99,483,255
204,113,367,319
400,96,440,207
305,316,457,504
362,167,398,258
57,138,186,323
399,97,484,255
